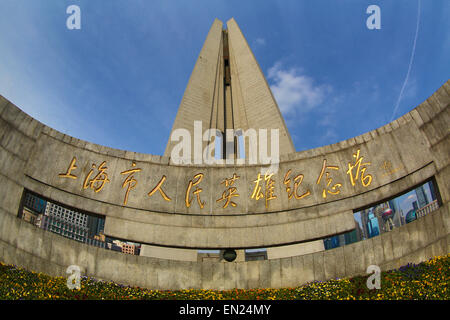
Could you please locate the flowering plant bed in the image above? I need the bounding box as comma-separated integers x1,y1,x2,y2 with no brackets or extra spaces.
0,255,448,300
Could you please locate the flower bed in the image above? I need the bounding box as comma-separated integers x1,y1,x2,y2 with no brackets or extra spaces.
0,255,448,300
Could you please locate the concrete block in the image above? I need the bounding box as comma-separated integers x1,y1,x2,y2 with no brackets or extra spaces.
0,177,24,216
258,260,271,288
77,245,99,276
1,102,21,124
13,246,32,271
289,255,304,286
362,238,376,267
167,259,198,290
0,238,17,265
140,244,198,262
0,238,4,261
423,213,436,246
0,148,26,184
344,241,365,276
268,259,281,288
301,254,314,285
141,258,160,290
313,251,325,282
211,262,225,290
437,238,447,256
235,262,247,289
371,235,385,265
399,225,411,258
48,233,79,268
267,240,324,259
15,220,40,258
122,254,143,288
280,257,293,288
246,260,260,289
222,260,237,290
390,229,403,260
94,249,125,284
380,232,394,262
332,247,346,279
447,234,450,253
424,244,433,261
28,254,43,274
431,209,446,239
405,221,420,253
323,249,336,281
187,261,203,289
44,259,66,278
409,109,424,127
0,96,9,115
418,101,435,124
0,211,21,246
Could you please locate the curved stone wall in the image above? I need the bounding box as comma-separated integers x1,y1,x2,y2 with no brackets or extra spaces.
0,80,448,289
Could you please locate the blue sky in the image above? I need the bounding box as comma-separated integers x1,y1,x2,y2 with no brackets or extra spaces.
0,0,448,155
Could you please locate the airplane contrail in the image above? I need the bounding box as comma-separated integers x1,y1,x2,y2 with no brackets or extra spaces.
391,0,421,122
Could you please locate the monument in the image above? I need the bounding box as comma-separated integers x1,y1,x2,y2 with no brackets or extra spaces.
164,18,294,165
0,18,448,290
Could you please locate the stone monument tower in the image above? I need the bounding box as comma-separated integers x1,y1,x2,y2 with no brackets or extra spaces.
164,18,295,163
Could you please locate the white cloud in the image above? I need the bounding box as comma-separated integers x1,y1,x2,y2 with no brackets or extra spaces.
321,128,338,143
401,193,417,212
267,62,331,115
407,194,416,200
254,37,266,46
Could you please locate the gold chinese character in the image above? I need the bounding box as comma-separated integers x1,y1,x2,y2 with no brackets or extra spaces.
347,149,372,187
120,162,142,205
216,173,240,208
251,171,277,208
316,160,342,198
251,173,265,201
58,157,78,179
283,169,311,200
186,173,205,209
380,160,401,177
83,161,110,193
148,175,171,202
381,160,392,175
